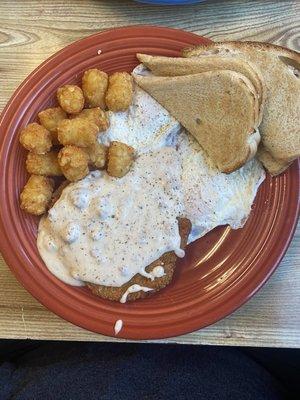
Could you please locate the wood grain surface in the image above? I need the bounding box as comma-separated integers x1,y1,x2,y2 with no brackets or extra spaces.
0,0,299,347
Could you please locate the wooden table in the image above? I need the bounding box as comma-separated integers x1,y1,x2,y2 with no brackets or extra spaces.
0,0,299,347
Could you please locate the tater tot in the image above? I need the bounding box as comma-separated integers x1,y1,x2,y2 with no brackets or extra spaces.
85,142,107,169
82,69,108,109
71,107,109,132
105,72,133,112
26,151,63,176
57,118,98,147
20,175,54,215
38,107,67,144
107,141,134,178
57,85,84,114
58,146,89,182
19,123,52,154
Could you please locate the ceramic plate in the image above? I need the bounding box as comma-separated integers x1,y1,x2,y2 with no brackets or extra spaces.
0,26,299,339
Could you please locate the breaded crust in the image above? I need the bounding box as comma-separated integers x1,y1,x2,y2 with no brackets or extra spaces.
49,185,191,302
50,180,70,208
87,217,191,302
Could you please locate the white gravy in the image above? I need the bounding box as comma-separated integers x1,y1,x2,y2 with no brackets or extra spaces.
100,85,180,154
114,319,123,335
37,83,265,294
120,285,153,304
37,148,184,287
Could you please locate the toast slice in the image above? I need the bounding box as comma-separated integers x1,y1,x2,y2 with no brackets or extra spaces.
134,70,260,173
182,41,300,168
137,53,265,124
257,145,292,176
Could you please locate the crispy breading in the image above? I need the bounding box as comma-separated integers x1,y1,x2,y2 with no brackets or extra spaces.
71,107,109,132
57,84,84,114
85,142,107,169
20,175,54,215
105,72,133,112
107,141,134,177
48,170,190,303
58,145,89,182
57,118,98,147
50,180,70,208
38,107,67,144
19,123,52,154
26,151,62,176
82,69,108,109
87,218,191,302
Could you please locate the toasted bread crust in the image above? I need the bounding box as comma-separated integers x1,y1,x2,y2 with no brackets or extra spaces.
182,41,300,166
87,217,191,302
182,41,300,61
134,70,260,173
257,145,291,176
137,53,265,126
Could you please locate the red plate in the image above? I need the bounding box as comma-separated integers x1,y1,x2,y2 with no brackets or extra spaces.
0,26,299,340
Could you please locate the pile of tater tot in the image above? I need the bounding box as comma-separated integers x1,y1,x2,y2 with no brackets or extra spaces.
20,70,135,215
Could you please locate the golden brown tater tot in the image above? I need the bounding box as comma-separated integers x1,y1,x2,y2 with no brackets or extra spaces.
58,146,89,182
38,107,67,144
57,85,84,114
82,69,108,109
19,123,52,154
20,175,54,215
71,107,110,132
26,151,62,176
85,142,107,169
107,141,134,178
105,72,133,112
57,118,98,147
